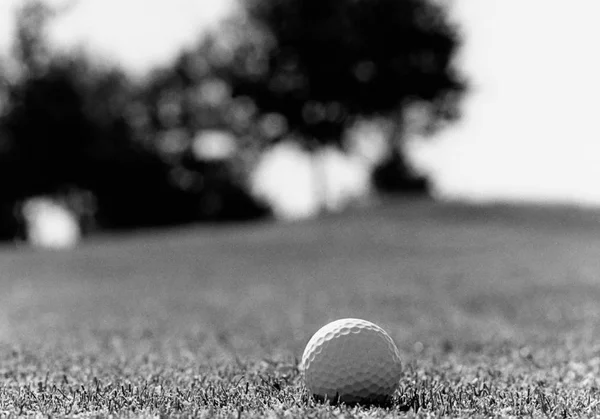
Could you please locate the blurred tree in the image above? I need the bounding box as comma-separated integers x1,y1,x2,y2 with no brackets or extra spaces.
0,0,270,238
10,0,55,78
128,45,270,222
0,0,73,232
372,150,430,195
219,0,466,196
235,0,465,145
0,2,217,236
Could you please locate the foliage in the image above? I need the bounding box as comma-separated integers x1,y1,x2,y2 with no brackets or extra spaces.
225,0,467,149
143,0,465,202
0,1,268,236
373,150,430,195
0,0,469,235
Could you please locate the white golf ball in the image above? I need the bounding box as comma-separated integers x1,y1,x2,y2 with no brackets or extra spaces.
301,318,402,405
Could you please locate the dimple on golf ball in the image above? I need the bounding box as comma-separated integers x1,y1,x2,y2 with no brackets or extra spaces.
301,318,402,404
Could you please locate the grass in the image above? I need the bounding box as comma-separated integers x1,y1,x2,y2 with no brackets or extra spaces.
1,199,600,417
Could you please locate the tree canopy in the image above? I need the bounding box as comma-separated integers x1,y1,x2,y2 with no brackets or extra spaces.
224,0,466,148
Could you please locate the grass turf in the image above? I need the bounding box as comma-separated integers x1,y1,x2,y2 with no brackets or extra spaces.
1,200,600,417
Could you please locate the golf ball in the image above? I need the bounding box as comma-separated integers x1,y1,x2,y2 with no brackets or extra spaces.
301,318,402,404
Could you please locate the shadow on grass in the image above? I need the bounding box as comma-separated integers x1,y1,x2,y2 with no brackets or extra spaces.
309,392,397,409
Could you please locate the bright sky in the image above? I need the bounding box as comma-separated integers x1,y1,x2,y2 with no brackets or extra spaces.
410,0,600,206
2,0,600,207
0,0,235,74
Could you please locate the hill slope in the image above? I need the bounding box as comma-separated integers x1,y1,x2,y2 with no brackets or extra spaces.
1,200,600,417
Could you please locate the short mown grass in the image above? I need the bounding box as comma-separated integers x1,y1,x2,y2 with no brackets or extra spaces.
1,200,600,417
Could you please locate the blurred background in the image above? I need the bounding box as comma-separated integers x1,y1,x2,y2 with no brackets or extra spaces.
0,0,597,249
